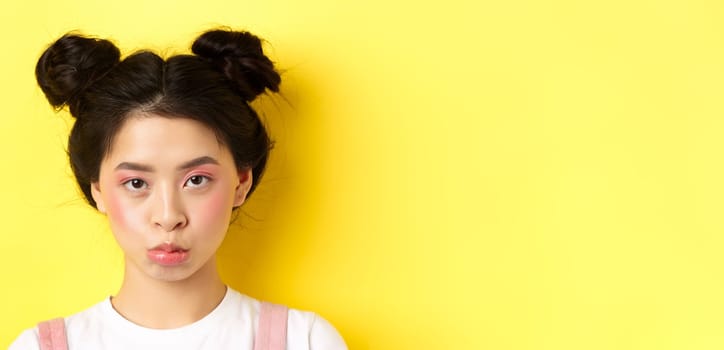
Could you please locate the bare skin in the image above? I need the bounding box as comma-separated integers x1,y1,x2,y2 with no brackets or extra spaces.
91,114,252,329
110,256,227,329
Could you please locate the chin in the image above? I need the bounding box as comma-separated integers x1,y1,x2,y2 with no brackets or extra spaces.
126,259,195,283
151,269,202,284
126,255,215,283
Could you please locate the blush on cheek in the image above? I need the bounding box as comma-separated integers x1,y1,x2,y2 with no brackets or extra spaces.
196,188,233,229
105,193,134,231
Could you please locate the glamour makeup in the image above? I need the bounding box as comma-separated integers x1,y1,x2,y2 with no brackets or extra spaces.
147,243,189,266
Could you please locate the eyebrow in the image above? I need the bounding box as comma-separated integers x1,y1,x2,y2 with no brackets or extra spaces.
114,156,220,172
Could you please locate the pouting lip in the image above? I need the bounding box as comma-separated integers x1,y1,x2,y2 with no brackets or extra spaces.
149,242,188,252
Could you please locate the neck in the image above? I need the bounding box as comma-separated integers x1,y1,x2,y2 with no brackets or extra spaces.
110,258,227,329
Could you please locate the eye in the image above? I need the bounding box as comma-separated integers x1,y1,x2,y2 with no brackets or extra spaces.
123,178,147,191
185,175,210,188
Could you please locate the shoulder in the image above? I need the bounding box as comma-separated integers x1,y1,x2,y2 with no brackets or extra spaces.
8,299,105,350
8,328,39,350
232,289,348,350
285,307,348,350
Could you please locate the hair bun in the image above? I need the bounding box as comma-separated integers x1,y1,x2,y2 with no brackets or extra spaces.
192,29,281,101
35,34,120,112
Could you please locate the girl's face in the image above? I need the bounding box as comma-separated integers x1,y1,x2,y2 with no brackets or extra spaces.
91,114,252,283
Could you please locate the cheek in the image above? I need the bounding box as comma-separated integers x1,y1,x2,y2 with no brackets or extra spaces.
192,187,234,227
104,191,144,234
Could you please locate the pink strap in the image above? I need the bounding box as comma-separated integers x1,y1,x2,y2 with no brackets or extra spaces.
254,302,289,350
37,318,68,350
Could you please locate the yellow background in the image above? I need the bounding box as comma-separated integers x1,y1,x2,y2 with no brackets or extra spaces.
2,0,724,349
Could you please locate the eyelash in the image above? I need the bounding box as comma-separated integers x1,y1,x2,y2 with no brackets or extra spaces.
123,178,148,192
121,175,211,192
185,175,211,188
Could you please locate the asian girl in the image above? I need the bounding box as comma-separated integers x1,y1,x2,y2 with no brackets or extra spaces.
9,28,346,350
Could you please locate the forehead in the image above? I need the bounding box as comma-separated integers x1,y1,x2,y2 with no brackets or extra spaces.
103,114,230,165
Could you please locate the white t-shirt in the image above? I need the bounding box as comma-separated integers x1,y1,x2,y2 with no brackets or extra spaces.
9,288,347,350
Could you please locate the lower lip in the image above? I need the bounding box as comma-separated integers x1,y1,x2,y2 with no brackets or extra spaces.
147,249,189,266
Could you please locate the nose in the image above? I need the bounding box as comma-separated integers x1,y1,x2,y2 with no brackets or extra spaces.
151,183,188,232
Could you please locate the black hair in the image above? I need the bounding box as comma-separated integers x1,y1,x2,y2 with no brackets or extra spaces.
35,29,280,208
